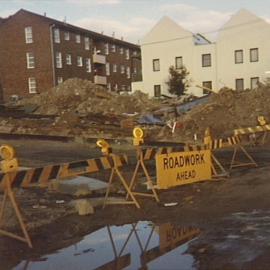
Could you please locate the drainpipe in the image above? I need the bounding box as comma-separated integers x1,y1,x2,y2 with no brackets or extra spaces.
49,24,56,87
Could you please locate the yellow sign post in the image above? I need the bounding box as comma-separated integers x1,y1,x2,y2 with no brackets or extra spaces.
156,150,212,189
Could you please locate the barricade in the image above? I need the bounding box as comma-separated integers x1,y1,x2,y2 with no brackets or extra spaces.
0,143,137,248
127,128,185,202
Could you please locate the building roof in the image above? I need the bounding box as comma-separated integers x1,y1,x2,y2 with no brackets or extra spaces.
141,16,193,45
3,9,140,49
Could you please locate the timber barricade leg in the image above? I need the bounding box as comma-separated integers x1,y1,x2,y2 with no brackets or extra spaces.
0,176,32,248
103,153,140,209
230,145,258,170
127,147,159,203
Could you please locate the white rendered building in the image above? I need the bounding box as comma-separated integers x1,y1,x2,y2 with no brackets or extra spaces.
132,9,270,97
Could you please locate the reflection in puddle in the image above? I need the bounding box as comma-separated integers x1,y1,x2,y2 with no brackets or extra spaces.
15,222,200,270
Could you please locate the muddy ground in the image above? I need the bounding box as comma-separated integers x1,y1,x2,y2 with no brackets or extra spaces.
1,139,270,269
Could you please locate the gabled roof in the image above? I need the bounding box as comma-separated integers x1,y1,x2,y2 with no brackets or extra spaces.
142,16,193,45
219,9,265,32
3,9,139,49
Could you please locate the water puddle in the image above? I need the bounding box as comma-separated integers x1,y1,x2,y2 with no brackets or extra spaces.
14,221,200,270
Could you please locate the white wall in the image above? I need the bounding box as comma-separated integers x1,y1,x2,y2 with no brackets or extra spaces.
133,10,270,97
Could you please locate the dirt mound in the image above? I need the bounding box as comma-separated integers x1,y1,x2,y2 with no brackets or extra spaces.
22,78,159,116
178,86,270,139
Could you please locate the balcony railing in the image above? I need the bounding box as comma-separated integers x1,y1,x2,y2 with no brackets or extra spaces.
93,54,106,65
94,75,107,85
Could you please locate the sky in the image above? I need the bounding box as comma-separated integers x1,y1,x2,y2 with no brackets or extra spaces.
1,0,270,43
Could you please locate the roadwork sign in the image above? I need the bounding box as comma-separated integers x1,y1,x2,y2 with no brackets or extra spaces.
156,150,212,189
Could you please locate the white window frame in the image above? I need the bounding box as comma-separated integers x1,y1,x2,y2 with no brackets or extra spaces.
55,52,62,68
120,47,124,54
111,44,116,53
113,64,117,73
77,56,83,67
153,59,160,71
26,52,35,69
64,31,70,41
106,63,110,76
175,56,183,69
25,26,33,44
54,28,60,43
85,58,91,73
75,34,81,43
57,77,63,84
85,37,90,50
28,77,37,93
126,66,130,79
125,49,130,60
202,54,211,67
66,54,72,65
121,65,125,74
133,67,137,74
104,43,109,55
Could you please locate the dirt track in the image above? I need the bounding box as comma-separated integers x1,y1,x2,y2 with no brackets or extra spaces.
1,139,270,269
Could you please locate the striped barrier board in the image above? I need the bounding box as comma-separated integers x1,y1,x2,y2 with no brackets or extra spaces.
0,154,128,189
185,135,241,151
234,124,270,135
141,146,185,161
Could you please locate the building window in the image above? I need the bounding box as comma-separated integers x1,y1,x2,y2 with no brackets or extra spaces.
54,28,60,43
55,52,62,68
57,77,63,84
154,85,161,97
236,78,244,90
26,52,35,69
105,43,109,55
113,64,117,73
125,49,130,60
127,85,131,91
66,54,72,65
114,83,118,91
120,47,124,54
77,56,83,67
25,26,33,43
175,56,183,69
106,63,110,76
85,58,91,73
85,37,90,50
64,32,70,41
133,51,138,56
28,77,37,93
133,67,137,74
250,48,259,62
153,59,160,72
75,34,81,43
121,65,125,74
126,66,130,79
235,50,243,64
202,54,211,67
107,82,111,91
121,85,126,91
111,44,116,53
251,77,259,89
202,81,212,95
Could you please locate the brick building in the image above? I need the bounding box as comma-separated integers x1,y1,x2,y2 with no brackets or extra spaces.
0,9,141,101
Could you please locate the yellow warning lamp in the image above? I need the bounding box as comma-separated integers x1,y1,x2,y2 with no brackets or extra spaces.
133,127,144,146
0,145,19,173
96,139,112,156
203,127,212,146
258,116,266,126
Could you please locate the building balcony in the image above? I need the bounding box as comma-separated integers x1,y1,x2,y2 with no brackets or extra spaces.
94,75,107,85
93,54,106,65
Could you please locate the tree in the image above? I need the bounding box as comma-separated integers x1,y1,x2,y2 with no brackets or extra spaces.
166,65,190,96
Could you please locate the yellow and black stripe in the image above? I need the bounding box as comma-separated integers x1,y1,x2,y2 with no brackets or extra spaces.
234,124,270,135
141,146,185,161
0,154,128,189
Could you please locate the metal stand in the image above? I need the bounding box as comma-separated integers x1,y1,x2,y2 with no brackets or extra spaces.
0,176,32,248
211,153,229,178
230,145,258,170
127,147,159,203
103,153,140,209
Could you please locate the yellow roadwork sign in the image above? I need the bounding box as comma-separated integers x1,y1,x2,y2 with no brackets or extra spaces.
156,150,212,189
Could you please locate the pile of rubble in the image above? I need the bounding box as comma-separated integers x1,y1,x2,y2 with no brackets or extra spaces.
157,85,270,141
